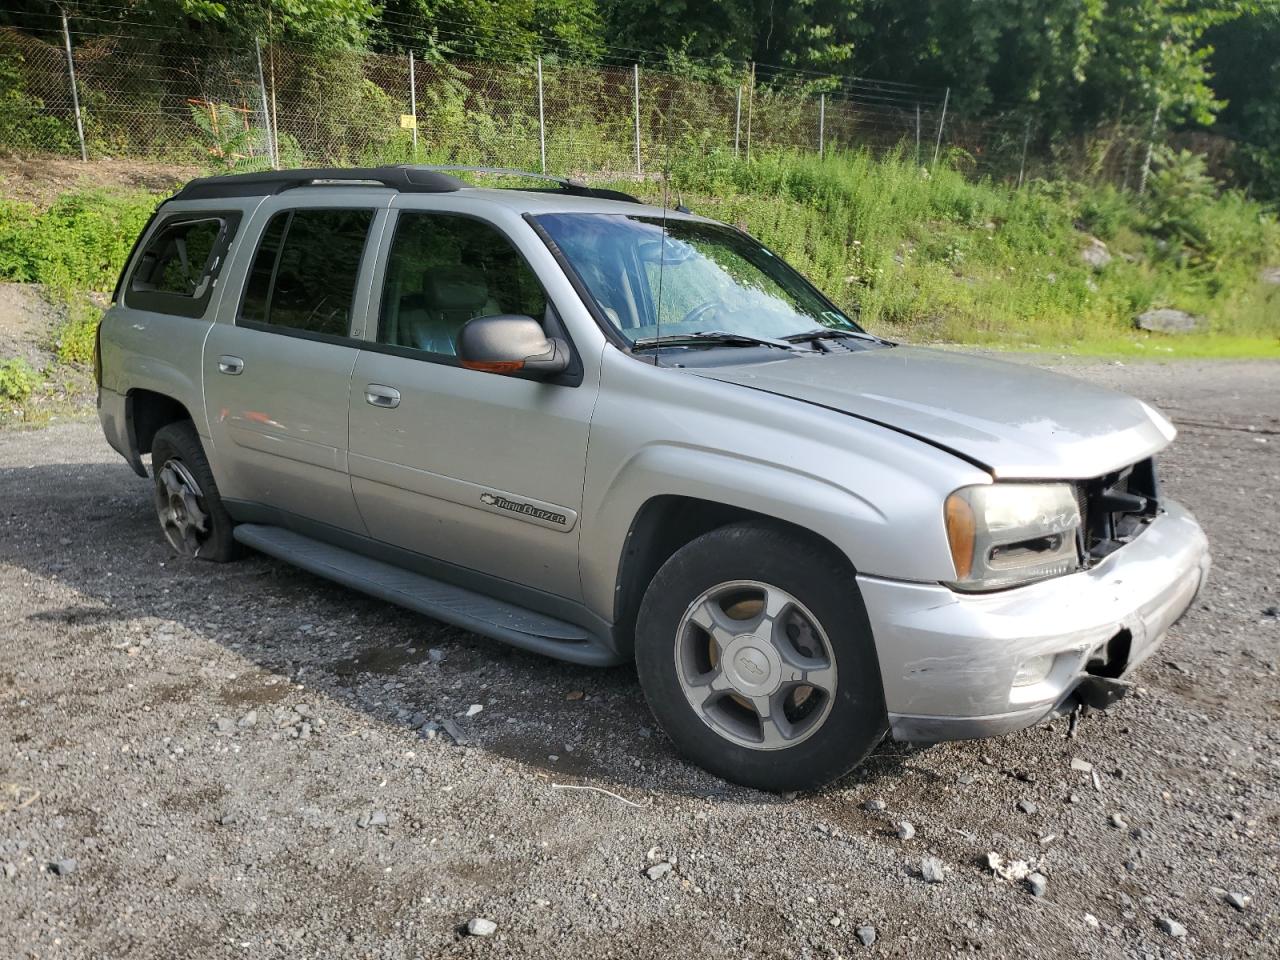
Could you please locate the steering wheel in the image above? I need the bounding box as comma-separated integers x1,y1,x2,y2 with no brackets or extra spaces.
680,300,721,328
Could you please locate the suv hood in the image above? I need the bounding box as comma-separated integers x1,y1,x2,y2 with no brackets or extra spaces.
695,346,1175,479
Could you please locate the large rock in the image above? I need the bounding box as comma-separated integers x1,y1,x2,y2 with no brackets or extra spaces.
1081,237,1112,270
1261,266,1280,285
1135,308,1206,335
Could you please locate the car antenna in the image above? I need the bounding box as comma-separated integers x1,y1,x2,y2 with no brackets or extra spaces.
653,92,673,363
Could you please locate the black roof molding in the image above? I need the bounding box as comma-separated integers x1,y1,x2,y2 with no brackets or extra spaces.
171,166,468,201
417,166,641,203
170,164,642,204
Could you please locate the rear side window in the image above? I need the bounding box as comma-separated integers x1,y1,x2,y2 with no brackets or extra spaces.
126,213,240,318
239,208,374,339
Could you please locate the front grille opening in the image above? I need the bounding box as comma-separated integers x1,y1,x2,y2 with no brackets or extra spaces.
1086,628,1133,679
1076,458,1160,563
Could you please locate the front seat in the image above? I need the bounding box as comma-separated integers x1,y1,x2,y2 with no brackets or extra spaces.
400,264,500,355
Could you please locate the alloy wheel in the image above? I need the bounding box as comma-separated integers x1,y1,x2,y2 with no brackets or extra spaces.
674,579,837,750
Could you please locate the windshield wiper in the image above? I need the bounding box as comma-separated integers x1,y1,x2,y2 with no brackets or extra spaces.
781,327,887,345
631,331,797,352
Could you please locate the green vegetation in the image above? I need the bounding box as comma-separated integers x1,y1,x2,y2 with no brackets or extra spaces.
0,357,39,404
0,189,158,294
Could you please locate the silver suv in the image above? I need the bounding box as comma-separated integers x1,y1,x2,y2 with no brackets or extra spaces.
96,166,1210,791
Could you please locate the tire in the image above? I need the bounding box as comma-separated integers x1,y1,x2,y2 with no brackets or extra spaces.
150,420,240,562
635,522,887,792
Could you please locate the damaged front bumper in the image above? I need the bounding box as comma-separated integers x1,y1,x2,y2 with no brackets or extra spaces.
858,497,1210,743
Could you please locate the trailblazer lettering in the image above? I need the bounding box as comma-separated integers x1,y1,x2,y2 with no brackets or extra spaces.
479,492,568,526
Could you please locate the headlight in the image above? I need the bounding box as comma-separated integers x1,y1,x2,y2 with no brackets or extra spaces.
944,483,1081,591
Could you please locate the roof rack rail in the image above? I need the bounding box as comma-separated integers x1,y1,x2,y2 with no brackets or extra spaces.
414,165,642,203
171,166,468,201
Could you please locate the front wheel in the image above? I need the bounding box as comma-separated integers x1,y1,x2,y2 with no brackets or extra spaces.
150,421,240,562
635,522,887,792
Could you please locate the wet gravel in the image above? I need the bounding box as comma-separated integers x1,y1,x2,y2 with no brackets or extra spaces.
1,356,1277,958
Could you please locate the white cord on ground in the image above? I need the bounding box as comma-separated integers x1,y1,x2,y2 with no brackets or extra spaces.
551,782,651,808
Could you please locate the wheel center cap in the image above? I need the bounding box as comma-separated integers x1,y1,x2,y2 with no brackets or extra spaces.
722,635,781,695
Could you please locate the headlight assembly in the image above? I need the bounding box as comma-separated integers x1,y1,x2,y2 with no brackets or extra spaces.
944,483,1081,591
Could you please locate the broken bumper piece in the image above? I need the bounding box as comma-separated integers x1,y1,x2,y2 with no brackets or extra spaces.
856,498,1210,743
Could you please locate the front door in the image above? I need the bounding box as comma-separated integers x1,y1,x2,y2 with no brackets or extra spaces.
204,199,385,533
347,208,596,599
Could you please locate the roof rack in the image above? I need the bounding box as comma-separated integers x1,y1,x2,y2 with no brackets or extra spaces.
416,166,641,203
171,166,468,201
170,164,643,204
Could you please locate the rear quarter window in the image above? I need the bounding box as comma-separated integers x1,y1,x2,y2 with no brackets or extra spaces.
125,212,241,319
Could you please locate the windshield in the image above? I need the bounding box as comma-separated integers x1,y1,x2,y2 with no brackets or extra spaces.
535,213,860,343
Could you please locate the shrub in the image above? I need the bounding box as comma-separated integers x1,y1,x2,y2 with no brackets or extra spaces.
0,357,39,403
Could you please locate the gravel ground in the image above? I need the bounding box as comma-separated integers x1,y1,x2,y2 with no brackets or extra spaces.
1,357,1277,959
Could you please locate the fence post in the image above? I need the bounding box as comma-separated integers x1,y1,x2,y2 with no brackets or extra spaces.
1138,103,1161,196
633,64,641,176
254,38,277,169
818,93,825,157
408,51,418,162
734,86,742,156
745,62,755,160
915,103,921,165
59,9,88,162
931,86,949,168
536,56,546,173
1017,118,1031,188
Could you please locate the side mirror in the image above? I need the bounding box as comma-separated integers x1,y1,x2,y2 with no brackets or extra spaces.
457,315,569,377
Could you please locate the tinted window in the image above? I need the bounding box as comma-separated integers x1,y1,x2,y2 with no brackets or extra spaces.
127,214,238,317
240,208,374,337
378,213,547,356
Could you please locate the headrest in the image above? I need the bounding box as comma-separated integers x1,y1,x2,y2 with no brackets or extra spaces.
422,265,488,311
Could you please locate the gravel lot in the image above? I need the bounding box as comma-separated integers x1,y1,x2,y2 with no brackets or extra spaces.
1,357,1277,959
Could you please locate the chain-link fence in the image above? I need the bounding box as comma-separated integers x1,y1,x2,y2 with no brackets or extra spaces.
1,19,1154,188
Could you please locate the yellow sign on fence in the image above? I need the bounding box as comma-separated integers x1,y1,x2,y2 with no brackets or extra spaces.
399,114,417,130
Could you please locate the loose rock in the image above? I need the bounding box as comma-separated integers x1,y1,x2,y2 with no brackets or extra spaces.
646,861,673,881
856,924,877,947
1225,891,1250,911
896,820,915,840
50,858,78,876
863,798,886,812
1018,800,1038,815
1159,917,1187,938
1081,237,1112,270
1135,308,1206,335
466,917,497,937
1027,873,1048,898
920,857,945,884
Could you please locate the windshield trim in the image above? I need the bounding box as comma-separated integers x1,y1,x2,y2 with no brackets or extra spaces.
525,211,864,359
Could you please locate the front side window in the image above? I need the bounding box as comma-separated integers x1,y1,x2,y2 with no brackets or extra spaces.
378,212,548,357
535,213,859,343
127,214,238,317
240,208,374,338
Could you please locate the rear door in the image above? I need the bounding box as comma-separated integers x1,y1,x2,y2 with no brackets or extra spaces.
204,193,388,533
346,203,597,599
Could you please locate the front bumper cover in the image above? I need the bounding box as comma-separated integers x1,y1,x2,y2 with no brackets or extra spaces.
857,497,1210,742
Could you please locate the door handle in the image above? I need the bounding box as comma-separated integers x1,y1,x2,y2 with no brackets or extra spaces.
365,384,401,409
218,355,244,375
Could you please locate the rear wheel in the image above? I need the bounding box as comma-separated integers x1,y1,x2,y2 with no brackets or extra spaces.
635,522,887,792
150,421,239,562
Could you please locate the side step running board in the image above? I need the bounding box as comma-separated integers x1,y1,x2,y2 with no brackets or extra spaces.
233,524,620,666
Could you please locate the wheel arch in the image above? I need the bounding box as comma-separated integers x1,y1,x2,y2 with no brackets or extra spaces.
610,494,861,660
126,388,195,476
